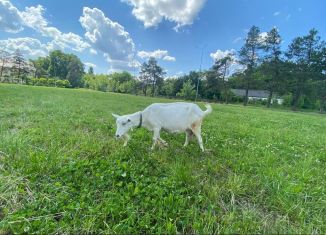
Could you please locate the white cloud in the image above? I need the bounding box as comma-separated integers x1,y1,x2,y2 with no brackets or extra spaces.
89,48,97,55
137,49,167,59
210,49,235,61
0,1,90,52
232,37,242,44
137,49,176,61
258,31,271,44
84,62,97,68
121,0,206,30
20,5,47,30
273,11,280,16
259,32,268,39
20,5,90,52
80,7,138,71
210,49,245,76
0,37,48,57
0,0,23,33
168,70,185,79
163,55,176,61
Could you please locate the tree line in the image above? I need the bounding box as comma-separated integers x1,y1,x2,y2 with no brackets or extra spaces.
31,50,84,87
81,26,326,112
237,26,326,111
0,49,84,88
1,26,325,112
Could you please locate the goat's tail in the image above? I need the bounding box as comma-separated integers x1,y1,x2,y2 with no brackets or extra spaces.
203,104,212,117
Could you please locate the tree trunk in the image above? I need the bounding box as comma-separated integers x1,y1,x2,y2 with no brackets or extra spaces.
152,80,155,97
17,62,21,83
225,92,229,104
244,79,249,106
291,92,301,111
320,97,326,113
267,90,273,108
143,83,147,96
0,61,4,78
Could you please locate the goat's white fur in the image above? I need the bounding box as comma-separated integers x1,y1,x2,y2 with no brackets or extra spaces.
112,102,212,151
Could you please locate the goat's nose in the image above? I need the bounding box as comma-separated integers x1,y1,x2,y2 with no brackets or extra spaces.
116,134,120,138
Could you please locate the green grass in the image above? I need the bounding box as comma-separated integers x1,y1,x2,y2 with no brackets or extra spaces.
0,83,325,234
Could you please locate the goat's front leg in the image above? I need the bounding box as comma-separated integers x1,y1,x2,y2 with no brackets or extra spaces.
151,128,161,150
123,134,130,147
158,138,168,147
184,132,189,147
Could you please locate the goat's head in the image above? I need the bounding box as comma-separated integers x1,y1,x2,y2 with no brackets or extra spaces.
112,113,133,138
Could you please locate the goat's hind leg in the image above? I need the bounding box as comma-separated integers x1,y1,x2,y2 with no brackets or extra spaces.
184,129,193,147
191,121,205,152
194,131,204,152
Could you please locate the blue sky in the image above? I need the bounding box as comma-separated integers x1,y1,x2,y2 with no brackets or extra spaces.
0,0,325,76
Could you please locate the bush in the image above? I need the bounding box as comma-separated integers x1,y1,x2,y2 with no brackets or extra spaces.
176,80,196,100
56,79,71,88
35,78,48,86
29,78,71,88
282,94,292,107
118,80,137,94
301,96,318,110
47,78,56,87
83,74,110,92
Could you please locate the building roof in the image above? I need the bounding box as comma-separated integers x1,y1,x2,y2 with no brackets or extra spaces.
231,89,270,98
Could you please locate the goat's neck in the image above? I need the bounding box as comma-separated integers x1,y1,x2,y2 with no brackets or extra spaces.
128,111,142,127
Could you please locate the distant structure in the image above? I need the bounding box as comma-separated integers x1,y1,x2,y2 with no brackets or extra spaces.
231,89,284,105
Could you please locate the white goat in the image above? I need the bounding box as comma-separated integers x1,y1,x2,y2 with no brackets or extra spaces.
112,102,212,151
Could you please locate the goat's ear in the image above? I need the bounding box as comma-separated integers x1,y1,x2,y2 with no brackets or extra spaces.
112,113,120,119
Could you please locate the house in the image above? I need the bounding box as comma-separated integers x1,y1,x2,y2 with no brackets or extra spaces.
231,89,284,105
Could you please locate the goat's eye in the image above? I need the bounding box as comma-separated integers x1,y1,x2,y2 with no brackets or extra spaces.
127,119,131,122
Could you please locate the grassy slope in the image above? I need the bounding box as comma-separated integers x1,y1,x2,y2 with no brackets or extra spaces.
0,84,325,233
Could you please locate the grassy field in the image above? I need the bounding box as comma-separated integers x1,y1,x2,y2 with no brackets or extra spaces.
0,83,325,234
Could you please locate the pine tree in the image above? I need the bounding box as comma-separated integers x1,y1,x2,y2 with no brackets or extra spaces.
11,49,28,84
239,26,262,105
211,53,234,103
286,29,323,110
88,66,94,75
262,27,283,107
139,57,165,96
0,50,11,79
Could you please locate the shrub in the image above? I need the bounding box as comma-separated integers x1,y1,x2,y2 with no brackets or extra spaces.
29,78,71,88
56,79,71,88
282,94,292,107
47,78,56,87
35,78,48,86
176,80,196,100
